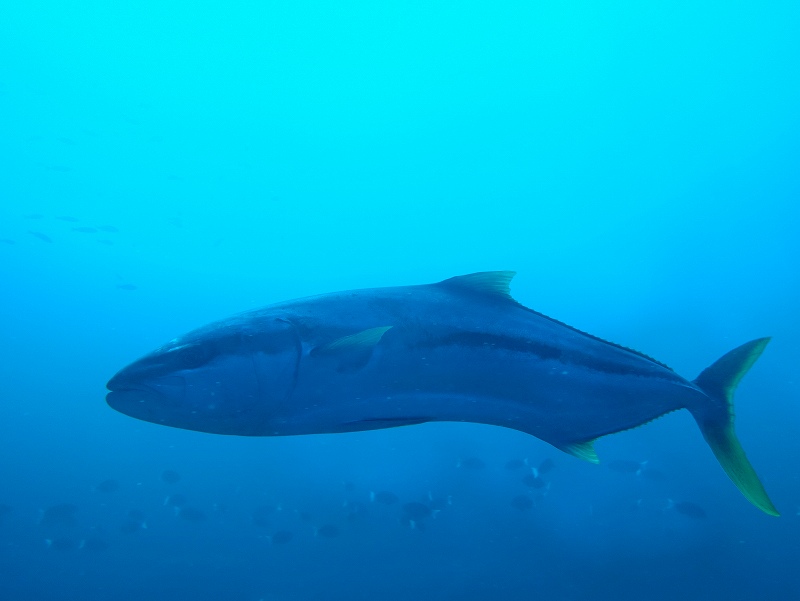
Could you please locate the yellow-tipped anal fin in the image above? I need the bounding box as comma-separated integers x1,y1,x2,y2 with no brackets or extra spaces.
561,440,600,464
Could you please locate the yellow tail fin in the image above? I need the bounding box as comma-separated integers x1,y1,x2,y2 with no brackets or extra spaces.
692,338,779,516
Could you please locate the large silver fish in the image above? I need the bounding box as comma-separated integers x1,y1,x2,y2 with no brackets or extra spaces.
106,272,778,515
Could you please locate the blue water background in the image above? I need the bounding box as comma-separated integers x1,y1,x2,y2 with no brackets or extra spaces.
1,2,799,599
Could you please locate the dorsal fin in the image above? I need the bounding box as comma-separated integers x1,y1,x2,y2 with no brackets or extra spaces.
438,271,516,300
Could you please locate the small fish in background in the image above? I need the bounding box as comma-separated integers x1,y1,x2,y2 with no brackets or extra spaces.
268,530,293,545
456,456,486,470
57,136,76,146
252,504,281,528
178,506,206,523
295,510,313,523
116,284,138,291
39,503,78,528
55,216,79,222
401,502,432,530
607,460,648,476
370,490,398,505
526,457,556,482
80,536,109,552
128,509,146,523
343,481,356,492
427,493,453,516
505,459,525,470
160,469,181,484
511,494,534,511
119,522,139,533
120,509,147,533
522,473,547,489
45,536,78,551
24,213,45,219
666,499,707,519
0,238,15,245
641,467,666,481
164,493,188,509
28,231,53,243
537,458,556,474
93,479,119,493
315,524,340,538
627,499,646,514
342,499,368,522
72,226,97,234
97,225,119,233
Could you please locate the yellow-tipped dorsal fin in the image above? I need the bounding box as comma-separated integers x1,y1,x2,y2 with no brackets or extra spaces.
438,271,516,300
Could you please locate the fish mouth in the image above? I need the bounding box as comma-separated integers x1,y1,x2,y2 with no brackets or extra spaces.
105,386,163,412
106,360,161,392
106,372,187,413
106,372,129,393
106,368,144,407
107,367,150,407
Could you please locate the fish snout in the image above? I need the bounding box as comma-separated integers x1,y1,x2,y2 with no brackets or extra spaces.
106,354,188,420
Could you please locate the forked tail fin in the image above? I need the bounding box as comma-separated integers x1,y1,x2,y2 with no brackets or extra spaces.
691,337,779,516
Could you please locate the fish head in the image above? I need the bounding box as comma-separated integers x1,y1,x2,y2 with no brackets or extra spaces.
106,317,300,435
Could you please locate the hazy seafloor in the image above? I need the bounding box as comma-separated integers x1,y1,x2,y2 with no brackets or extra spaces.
1,2,799,600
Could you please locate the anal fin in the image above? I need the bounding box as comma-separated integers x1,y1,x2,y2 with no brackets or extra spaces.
560,440,599,464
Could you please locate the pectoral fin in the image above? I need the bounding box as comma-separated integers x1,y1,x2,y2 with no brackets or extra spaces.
311,326,393,373
316,326,393,354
